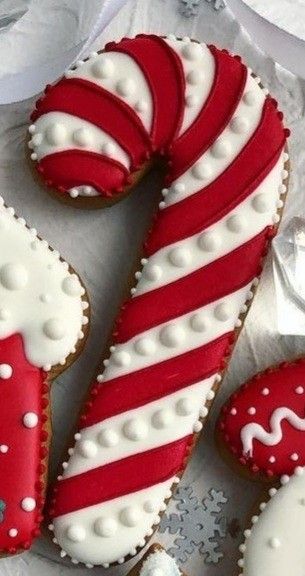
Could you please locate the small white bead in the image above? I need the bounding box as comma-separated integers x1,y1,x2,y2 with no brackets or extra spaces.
21,497,36,512
192,161,212,180
159,324,185,347
211,139,231,159
214,302,231,321
0,364,12,379
8,528,18,538
182,42,202,60
116,78,135,97
248,407,256,415
66,524,86,543
226,215,245,233
295,386,304,394
243,90,257,105
120,507,141,527
168,247,191,267
112,350,130,367
252,193,271,213
261,388,270,396
134,338,156,356
123,418,148,441
43,318,65,340
45,123,67,146
186,70,204,85
197,231,220,252
176,397,195,416
94,517,117,538
268,537,281,549
269,456,276,463
98,429,119,448
151,409,174,429
0,263,28,290
143,499,158,513
91,57,114,79
230,116,249,134
290,453,299,461
190,313,209,333
73,128,92,147
78,440,97,459
23,412,38,428
144,264,162,282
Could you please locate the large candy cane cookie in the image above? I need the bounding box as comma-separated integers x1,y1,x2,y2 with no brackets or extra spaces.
0,198,88,554
28,34,289,566
217,361,305,575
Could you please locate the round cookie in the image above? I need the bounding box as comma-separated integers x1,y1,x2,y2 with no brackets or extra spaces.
0,198,89,554
28,34,289,566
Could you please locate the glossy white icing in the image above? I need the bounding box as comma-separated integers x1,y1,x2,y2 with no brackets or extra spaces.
0,199,86,369
242,467,305,576
165,37,216,135
136,153,284,295
62,376,214,477
241,406,305,457
53,477,174,566
101,283,251,380
65,51,153,132
140,549,181,576
164,72,265,207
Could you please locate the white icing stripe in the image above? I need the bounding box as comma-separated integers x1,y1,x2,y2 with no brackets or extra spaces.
65,51,153,132
242,468,305,576
30,111,131,168
165,37,216,136
53,478,174,566
136,154,284,295
62,376,215,478
241,407,305,457
0,201,85,369
102,284,252,381
163,72,266,207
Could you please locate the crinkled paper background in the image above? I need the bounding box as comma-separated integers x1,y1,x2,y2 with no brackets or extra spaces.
0,0,304,574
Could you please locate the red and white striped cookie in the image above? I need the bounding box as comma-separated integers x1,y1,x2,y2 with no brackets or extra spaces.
0,198,88,554
29,34,289,566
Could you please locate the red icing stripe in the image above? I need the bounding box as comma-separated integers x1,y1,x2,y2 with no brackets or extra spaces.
108,35,185,149
83,333,230,427
146,99,285,256
51,437,192,517
115,229,269,344
169,46,247,181
32,77,151,169
0,334,45,553
38,150,129,196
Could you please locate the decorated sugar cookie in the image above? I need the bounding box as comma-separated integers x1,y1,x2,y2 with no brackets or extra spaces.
127,544,181,576
0,198,88,554
29,34,289,566
217,360,305,575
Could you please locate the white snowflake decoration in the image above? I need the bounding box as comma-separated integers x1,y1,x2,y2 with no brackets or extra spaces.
159,485,227,564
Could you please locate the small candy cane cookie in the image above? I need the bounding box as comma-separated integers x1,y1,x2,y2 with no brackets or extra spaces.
29,34,289,566
0,198,89,554
217,360,305,575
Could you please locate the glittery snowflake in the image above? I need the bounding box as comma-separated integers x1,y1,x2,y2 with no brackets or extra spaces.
179,0,225,17
159,485,227,564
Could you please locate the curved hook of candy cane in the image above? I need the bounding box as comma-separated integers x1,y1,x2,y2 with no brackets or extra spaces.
0,198,89,554
29,34,289,566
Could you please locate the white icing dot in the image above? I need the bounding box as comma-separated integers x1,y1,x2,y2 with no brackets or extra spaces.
230,116,249,134
243,90,257,105
192,161,212,180
39,293,51,304
73,128,92,147
78,440,98,459
230,408,237,415
98,429,119,448
91,57,114,78
190,313,209,333
94,517,117,537
112,351,131,367
0,445,8,453
252,193,271,213
21,497,36,512
261,388,270,396
248,407,256,415
43,318,66,341
269,456,276,463
211,139,231,159
295,386,304,394
8,528,18,538
120,506,141,527
214,302,231,322
0,308,9,321
176,397,195,416
197,231,220,252
134,338,156,356
143,499,158,513
182,42,202,60
62,275,82,296
0,263,28,290
172,183,185,194
31,133,43,147
45,123,67,146
168,247,191,267
66,524,86,543
0,364,12,379
185,94,199,108
151,409,174,429
268,537,281,549
159,324,185,347
116,78,135,97
186,69,204,85
226,215,245,233
23,412,38,429
290,453,299,461
123,418,148,441
144,264,162,282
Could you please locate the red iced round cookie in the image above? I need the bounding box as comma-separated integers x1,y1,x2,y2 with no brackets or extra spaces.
217,360,305,478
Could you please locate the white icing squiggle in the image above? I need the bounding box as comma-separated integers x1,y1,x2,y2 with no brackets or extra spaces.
241,407,305,457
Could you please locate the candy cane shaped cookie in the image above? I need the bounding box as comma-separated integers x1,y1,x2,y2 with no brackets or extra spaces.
28,34,289,566
0,198,88,554
217,360,305,575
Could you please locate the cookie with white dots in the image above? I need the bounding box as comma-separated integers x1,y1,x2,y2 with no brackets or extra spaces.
29,34,289,567
0,197,89,555
216,360,305,575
